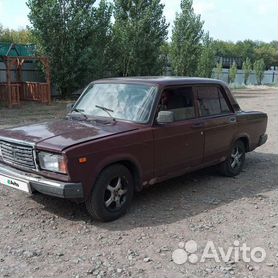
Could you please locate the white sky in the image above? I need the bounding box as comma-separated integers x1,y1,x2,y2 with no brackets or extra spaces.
0,0,277,42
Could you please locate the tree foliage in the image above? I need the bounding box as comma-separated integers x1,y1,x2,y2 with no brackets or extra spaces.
242,57,252,84
0,24,33,44
229,61,237,83
212,40,278,69
197,32,215,78
27,0,113,97
170,0,204,76
160,41,171,75
112,0,168,76
215,59,223,80
1,0,276,96
254,59,265,85
254,43,278,70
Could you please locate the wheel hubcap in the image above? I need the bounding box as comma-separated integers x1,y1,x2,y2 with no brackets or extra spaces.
104,177,128,210
230,146,243,169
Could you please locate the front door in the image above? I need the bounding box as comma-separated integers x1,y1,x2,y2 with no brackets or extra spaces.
153,86,204,178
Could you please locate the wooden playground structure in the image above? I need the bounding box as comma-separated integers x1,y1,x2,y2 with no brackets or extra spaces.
0,43,51,108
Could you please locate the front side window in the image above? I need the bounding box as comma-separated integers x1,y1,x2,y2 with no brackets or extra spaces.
158,86,196,121
74,83,158,123
197,86,231,116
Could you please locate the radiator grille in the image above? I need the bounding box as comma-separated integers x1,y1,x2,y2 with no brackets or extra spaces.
0,140,36,170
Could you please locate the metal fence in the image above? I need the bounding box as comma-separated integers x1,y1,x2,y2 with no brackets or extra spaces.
164,67,277,85
0,61,45,83
212,68,278,85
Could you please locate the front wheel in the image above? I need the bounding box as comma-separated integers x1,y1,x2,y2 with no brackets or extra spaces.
85,164,134,222
219,140,246,177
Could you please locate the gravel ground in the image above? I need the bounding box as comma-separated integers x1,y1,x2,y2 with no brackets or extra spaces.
0,88,277,278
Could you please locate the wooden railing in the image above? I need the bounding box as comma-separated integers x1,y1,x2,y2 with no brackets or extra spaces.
22,82,51,104
0,82,51,107
0,84,21,107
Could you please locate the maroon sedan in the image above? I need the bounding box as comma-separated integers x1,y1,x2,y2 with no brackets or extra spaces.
0,77,268,221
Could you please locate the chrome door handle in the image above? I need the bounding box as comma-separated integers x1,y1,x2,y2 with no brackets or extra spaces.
228,117,237,123
192,122,205,128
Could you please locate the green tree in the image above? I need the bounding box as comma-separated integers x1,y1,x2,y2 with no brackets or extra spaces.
160,41,171,75
269,41,278,67
242,57,252,85
211,40,278,68
212,40,237,59
255,43,278,69
76,0,113,83
170,0,204,76
215,59,223,80
254,59,265,85
197,32,215,78
112,0,168,76
27,0,112,97
0,24,34,43
235,40,256,63
212,40,257,63
229,61,237,83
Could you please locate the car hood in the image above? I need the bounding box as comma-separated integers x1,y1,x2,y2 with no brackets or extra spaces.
0,119,139,152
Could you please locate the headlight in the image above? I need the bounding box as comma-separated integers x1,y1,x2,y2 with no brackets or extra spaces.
38,152,67,174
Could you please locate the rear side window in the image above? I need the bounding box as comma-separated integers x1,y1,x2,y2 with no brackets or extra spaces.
197,86,231,116
219,93,230,113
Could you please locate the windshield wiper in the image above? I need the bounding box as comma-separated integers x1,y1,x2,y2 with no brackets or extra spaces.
95,105,116,122
71,108,88,120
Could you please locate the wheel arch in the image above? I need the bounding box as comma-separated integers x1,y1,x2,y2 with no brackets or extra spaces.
109,159,142,192
232,134,250,152
93,155,143,193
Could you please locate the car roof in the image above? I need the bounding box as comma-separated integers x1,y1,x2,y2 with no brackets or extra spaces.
93,76,227,87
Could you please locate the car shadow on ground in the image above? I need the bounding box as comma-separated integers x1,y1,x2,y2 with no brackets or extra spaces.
30,151,278,230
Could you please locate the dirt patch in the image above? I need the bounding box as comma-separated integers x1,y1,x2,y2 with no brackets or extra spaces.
0,101,69,129
0,89,277,278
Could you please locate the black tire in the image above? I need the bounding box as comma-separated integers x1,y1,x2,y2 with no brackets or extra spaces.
219,140,246,177
85,164,134,222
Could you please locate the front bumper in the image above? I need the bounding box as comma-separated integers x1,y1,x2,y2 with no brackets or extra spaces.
0,162,84,199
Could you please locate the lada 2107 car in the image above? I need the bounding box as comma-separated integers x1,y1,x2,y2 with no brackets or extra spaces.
0,77,268,221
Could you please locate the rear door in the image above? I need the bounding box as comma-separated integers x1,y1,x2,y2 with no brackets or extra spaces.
195,85,237,163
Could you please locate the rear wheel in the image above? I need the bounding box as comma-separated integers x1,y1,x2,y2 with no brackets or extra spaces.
85,164,134,222
219,140,246,177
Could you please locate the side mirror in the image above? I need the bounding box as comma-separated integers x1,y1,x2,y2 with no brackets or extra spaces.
156,111,174,124
66,103,74,113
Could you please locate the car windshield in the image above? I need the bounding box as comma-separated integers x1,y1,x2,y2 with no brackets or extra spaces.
74,83,158,123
